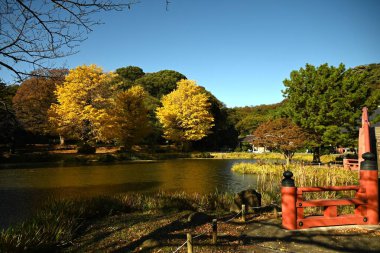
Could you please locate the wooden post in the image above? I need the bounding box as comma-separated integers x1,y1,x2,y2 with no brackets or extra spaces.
187,233,193,253
360,153,379,225
273,207,278,218
242,204,246,222
281,171,297,230
212,219,217,244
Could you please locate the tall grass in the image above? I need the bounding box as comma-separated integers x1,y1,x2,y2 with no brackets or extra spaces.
0,192,233,252
211,152,340,163
231,163,358,213
120,191,233,213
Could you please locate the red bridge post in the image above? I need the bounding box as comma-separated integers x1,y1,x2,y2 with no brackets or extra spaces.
281,171,296,230
359,107,371,165
360,152,379,224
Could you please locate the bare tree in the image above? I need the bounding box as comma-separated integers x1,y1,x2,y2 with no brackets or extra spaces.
0,0,144,82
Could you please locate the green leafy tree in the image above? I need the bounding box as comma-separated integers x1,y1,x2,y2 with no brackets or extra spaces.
135,70,187,98
156,80,214,151
352,63,380,123
0,83,19,151
116,66,145,82
0,83,18,105
228,103,283,137
282,63,378,162
114,66,145,91
253,118,307,165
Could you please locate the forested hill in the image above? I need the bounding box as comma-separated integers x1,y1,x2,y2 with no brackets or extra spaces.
227,102,284,137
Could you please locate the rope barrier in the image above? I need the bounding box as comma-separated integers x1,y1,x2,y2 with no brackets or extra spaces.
193,230,208,239
171,210,243,252
172,240,187,253
219,210,242,223
171,204,278,252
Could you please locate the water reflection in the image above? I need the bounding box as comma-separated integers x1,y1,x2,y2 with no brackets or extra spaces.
0,159,257,228
0,181,161,228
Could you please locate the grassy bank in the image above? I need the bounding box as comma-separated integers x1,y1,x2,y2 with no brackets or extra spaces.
1,150,342,166
0,152,193,166
0,192,233,252
211,152,341,163
232,163,358,214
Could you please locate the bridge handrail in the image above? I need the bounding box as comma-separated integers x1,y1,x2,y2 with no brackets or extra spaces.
343,158,358,162
297,185,360,193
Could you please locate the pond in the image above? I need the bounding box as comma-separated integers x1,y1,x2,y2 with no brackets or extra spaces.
0,159,257,228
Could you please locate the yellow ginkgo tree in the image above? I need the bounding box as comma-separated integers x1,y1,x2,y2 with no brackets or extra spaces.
156,79,214,150
49,64,115,145
106,85,152,150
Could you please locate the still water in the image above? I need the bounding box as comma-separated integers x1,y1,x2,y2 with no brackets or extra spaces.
0,159,257,228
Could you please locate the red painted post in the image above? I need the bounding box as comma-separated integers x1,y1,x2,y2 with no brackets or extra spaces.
281,171,297,230
359,107,371,165
360,153,379,225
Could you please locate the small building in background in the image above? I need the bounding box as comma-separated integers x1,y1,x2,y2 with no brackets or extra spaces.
239,135,267,153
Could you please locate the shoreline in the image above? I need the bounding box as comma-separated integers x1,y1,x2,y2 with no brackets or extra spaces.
0,151,343,168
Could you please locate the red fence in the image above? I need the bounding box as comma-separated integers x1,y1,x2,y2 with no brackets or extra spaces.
281,106,379,230
281,153,379,229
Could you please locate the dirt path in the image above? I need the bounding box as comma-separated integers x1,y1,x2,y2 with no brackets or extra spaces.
63,211,380,253
241,218,380,253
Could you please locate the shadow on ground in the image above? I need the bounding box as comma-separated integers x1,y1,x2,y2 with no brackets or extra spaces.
241,218,380,253
63,212,380,253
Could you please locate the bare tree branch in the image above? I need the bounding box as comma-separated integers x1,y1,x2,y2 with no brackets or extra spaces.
0,0,173,83
166,0,171,11
0,0,129,82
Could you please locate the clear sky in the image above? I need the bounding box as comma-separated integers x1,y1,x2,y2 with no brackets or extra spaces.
6,0,380,107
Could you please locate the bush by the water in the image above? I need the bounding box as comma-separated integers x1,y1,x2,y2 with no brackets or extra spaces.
191,152,213,158
0,192,233,252
76,144,96,154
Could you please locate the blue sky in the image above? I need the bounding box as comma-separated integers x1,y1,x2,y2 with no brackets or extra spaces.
5,0,380,107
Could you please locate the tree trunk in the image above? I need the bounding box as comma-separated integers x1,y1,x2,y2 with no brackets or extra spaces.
81,119,91,144
284,151,294,166
312,147,321,163
59,135,65,145
181,141,192,152
9,136,16,154
286,156,290,166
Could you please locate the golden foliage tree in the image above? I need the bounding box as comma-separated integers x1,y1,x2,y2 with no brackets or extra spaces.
106,86,152,150
49,64,114,144
156,80,214,149
253,118,307,165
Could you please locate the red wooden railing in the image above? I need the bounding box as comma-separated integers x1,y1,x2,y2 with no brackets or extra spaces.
281,159,378,230
295,186,367,229
281,108,379,230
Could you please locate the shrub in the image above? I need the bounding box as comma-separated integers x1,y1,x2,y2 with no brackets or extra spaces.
98,154,116,162
77,143,96,154
191,152,213,158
